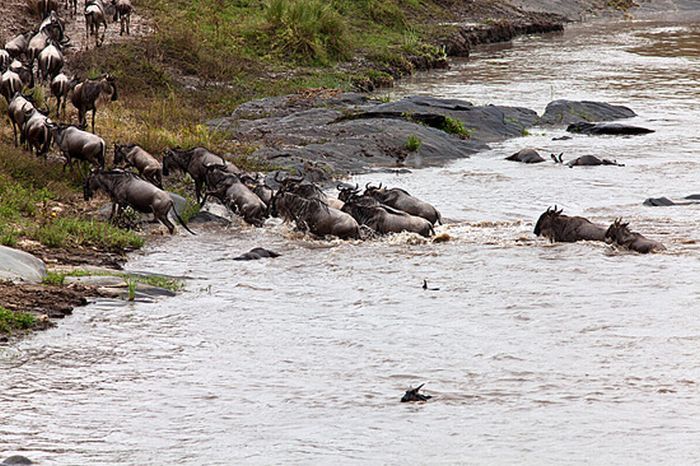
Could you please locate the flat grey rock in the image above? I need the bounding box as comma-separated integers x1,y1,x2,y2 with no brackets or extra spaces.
0,246,47,284
540,100,636,125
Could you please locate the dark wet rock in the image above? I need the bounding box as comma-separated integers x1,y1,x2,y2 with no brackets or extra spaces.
233,247,281,261
2,455,33,465
644,196,700,207
505,148,545,163
401,383,432,402
540,100,637,125
0,246,47,284
188,211,231,226
566,122,654,135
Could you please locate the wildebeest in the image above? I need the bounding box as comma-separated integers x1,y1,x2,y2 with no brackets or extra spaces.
273,191,360,239
84,169,195,235
111,0,133,35
38,0,61,18
28,30,53,65
239,173,274,208
505,148,547,164
7,92,36,146
65,0,78,16
204,165,268,226
162,147,241,205
276,174,344,209
643,195,700,207
401,384,432,402
70,74,118,132
84,0,109,48
50,72,77,117
114,144,163,188
37,41,64,82
363,183,442,225
604,219,665,254
4,32,33,58
8,59,34,90
0,69,23,104
533,206,607,243
47,123,106,169
233,247,280,261
22,107,53,156
342,193,434,237
38,10,66,42
551,153,624,167
566,122,654,135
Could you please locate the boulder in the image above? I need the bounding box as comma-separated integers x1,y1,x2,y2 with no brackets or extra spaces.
540,100,636,125
0,246,47,284
566,122,654,135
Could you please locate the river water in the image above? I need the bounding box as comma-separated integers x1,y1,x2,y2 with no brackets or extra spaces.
2,15,700,465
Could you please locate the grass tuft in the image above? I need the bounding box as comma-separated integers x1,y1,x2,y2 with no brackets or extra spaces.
0,306,36,335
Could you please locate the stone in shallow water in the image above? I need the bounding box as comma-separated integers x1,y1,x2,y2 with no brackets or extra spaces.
0,246,47,284
540,99,637,125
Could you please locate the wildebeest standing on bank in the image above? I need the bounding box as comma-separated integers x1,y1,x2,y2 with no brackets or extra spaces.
604,219,666,254
84,170,196,235
4,32,34,58
363,183,442,225
50,72,77,117
111,0,133,35
113,143,163,188
0,69,23,104
162,147,241,205
22,107,53,156
37,0,61,18
37,41,64,82
65,0,78,17
273,192,360,239
7,92,36,146
533,206,607,243
0,49,10,72
204,165,268,227
9,59,34,90
84,0,108,48
47,123,106,170
70,74,118,132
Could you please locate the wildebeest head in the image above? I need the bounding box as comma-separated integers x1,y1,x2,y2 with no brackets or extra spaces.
83,170,100,200
533,205,563,237
604,218,632,245
401,383,432,403
336,183,360,202
113,142,135,166
100,73,118,101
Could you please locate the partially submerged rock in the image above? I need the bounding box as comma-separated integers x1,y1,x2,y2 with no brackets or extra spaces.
0,246,47,284
2,455,33,465
566,122,654,135
643,195,700,207
540,99,636,125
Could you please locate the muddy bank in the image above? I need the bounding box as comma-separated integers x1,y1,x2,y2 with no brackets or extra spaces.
210,91,638,179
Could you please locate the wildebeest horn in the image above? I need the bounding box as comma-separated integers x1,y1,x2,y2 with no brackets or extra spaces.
365,182,372,190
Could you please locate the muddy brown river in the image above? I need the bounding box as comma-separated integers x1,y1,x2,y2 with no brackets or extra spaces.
2,15,700,464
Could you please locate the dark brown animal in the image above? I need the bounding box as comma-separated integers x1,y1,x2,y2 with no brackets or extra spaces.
341,193,434,238
533,206,607,243
273,192,360,239
363,182,442,225
551,153,624,167
401,384,432,402
114,143,163,188
70,74,118,132
50,73,78,117
84,0,108,48
111,0,133,35
204,165,268,227
48,123,105,169
604,219,665,254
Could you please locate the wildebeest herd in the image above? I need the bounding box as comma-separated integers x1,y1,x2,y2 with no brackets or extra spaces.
1,1,666,254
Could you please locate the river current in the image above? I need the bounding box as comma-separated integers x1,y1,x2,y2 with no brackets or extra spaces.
2,14,700,465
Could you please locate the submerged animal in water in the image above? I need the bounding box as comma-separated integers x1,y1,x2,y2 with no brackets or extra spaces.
551,153,624,167
401,383,432,402
233,248,281,261
533,206,607,243
505,148,546,164
604,218,666,254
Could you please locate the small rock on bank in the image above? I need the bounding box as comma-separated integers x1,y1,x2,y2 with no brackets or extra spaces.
0,246,47,284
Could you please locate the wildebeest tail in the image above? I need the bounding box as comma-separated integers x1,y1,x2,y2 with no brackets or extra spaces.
98,139,106,168
173,207,197,235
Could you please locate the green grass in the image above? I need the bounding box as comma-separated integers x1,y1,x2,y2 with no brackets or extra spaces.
441,116,473,139
0,306,36,335
43,269,184,293
405,134,422,152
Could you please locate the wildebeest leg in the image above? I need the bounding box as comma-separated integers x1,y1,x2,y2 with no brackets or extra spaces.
195,180,203,206
159,213,176,234
91,109,96,133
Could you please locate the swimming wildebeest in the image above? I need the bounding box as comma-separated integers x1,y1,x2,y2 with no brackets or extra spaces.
7,92,36,146
401,384,432,402
273,191,360,239
533,206,607,243
233,247,280,261
50,72,77,117
114,143,163,188
604,218,665,254
363,182,442,225
47,123,106,169
566,122,654,135
71,74,118,132
22,107,53,156
341,193,434,238
84,169,196,235
111,0,133,35
204,165,268,226
275,174,343,210
37,40,64,82
84,0,108,48
505,148,547,164
162,147,241,205
551,153,624,167
4,32,34,58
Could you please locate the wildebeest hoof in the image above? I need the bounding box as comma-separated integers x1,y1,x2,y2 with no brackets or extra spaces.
2,456,33,465
401,383,432,402
233,247,281,261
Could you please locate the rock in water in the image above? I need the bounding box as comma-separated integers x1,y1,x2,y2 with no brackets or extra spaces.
540,100,637,125
2,456,33,465
0,246,47,284
566,122,654,135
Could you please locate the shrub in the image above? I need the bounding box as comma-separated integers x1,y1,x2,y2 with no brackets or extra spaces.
0,306,36,335
405,134,422,152
441,116,472,138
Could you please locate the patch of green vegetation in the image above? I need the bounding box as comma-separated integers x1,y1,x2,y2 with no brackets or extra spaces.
33,218,144,250
441,116,473,139
44,269,184,293
43,271,66,286
521,128,532,136
405,134,422,152
0,306,36,335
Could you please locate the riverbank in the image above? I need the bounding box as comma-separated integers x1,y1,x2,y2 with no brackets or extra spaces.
0,0,659,341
